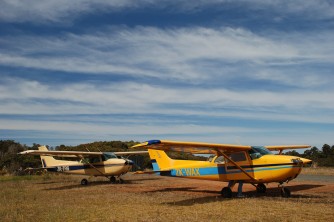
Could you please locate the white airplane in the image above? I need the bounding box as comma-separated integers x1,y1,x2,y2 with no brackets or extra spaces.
20,146,148,185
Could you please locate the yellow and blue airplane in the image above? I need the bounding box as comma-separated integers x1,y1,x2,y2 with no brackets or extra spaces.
132,140,312,198
20,146,148,185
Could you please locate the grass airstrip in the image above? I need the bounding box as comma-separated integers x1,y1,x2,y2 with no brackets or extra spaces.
1,168,333,222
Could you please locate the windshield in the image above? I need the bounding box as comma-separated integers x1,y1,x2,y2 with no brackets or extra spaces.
207,155,215,162
102,152,118,161
248,146,272,160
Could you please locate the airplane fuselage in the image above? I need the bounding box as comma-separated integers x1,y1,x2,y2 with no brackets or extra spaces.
44,158,133,177
151,152,310,184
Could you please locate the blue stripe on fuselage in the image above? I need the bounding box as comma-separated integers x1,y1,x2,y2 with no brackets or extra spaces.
171,166,225,177
169,164,299,177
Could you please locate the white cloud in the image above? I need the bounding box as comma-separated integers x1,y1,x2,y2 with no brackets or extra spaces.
1,26,333,85
0,118,331,147
1,0,333,23
0,118,254,135
1,78,333,125
0,0,143,23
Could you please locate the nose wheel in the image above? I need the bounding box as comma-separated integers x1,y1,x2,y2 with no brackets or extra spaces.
279,182,291,198
280,187,291,198
109,176,124,184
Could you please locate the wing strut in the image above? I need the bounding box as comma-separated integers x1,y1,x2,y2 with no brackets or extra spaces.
216,150,258,182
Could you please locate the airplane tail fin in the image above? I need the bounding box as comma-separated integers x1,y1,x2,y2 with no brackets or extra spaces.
148,149,174,171
38,146,62,167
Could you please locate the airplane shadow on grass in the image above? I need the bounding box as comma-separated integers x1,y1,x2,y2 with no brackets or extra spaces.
156,184,325,206
43,177,161,191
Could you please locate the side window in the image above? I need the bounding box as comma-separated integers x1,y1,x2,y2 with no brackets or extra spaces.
229,152,246,162
89,157,101,163
214,156,225,164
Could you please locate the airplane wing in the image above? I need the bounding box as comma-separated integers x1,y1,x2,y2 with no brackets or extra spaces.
265,145,311,153
114,151,148,155
132,140,251,154
19,150,103,157
19,150,148,157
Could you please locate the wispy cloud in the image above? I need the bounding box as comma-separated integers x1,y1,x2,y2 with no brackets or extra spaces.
0,0,141,23
1,0,333,23
1,26,333,85
1,78,333,125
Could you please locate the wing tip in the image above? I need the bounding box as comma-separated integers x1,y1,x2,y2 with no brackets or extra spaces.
132,140,161,148
147,140,161,145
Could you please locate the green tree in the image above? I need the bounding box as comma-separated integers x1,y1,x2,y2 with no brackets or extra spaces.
284,150,301,156
0,140,41,174
304,146,320,158
322,144,332,157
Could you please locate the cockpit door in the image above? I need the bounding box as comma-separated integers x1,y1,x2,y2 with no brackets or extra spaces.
225,151,253,181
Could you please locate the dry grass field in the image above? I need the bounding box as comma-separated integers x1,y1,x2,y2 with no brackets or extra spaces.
301,167,334,176
1,168,333,222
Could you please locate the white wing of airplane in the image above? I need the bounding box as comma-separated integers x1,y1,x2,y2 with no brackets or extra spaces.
20,148,148,157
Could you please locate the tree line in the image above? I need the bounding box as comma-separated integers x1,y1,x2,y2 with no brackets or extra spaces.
284,144,334,167
0,140,206,175
0,140,333,175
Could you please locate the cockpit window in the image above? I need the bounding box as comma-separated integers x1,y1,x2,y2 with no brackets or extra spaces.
248,146,272,160
207,155,215,162
229,152,247,162
214,156,225,164
102,152,118,161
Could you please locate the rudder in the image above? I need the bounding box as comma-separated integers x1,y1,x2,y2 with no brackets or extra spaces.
38,146,62,167
148,149,174,171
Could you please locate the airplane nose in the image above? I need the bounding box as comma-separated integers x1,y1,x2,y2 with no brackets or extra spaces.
291,157,312,165
299,157,312,165
124,160,134,166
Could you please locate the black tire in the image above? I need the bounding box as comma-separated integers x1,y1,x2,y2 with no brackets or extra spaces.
256,183,266,193
81,179,88,185
221,187,232,198
110,176,117,184
281,187,291,198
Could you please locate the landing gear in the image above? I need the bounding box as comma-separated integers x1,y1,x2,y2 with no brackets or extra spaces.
256,183,266,193
109,176,124,184
279,182,291,198
221,187,233,198
119,178,124,184
80,176,124,185
110,176,117,184
280,187,291,198
81,179,88,185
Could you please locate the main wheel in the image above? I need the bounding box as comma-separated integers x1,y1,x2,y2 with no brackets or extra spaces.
110,176,117,184
280,187,291,198
256,183,266,193
221,187,232,198
81,179,88,185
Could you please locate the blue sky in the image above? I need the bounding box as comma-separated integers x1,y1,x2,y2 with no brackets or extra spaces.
0,0,333,148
